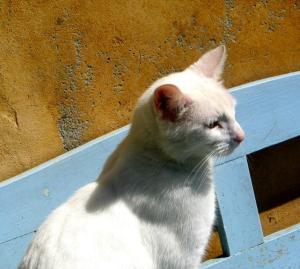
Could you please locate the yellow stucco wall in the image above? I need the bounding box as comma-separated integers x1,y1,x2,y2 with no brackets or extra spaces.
0,1,299,181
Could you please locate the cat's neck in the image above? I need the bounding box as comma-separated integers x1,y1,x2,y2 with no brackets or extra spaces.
100,130,214,190
127,120,207,167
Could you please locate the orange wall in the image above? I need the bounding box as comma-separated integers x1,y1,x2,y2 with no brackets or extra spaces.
0,0,299,181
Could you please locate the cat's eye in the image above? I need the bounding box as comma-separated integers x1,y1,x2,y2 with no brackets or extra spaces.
207,121,221,129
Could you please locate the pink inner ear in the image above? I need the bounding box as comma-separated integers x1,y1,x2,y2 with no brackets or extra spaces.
154,84,190,122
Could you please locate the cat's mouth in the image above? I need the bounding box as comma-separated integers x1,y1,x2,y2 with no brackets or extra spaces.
214,142,239,156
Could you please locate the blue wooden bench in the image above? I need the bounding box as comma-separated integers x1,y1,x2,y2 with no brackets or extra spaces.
1,72,299,269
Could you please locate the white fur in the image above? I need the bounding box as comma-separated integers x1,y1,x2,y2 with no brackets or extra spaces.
19,46,244,269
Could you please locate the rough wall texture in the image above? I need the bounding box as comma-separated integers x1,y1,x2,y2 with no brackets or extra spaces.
1,0,299,181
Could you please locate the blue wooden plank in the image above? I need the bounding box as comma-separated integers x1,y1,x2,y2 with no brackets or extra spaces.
203,223,300,269
223,71,300,162
0,126,129,244
1,224,299,269
215,156,264,255
0,224,300,269
0,233,34,269
1,225,299,269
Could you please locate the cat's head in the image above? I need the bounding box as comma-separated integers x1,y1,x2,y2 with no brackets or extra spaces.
134,45,244,162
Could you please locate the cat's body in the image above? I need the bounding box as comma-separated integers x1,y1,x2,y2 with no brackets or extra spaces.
21,145,215,269
19,46,244,269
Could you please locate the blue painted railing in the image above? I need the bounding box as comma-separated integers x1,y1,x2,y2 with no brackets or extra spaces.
0,72,299,269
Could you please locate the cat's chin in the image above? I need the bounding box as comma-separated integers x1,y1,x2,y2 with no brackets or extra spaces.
214,146,236,157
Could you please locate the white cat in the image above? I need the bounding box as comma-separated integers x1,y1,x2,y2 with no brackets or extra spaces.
19,45,244,269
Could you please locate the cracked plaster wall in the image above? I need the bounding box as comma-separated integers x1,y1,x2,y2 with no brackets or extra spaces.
1,0,299,181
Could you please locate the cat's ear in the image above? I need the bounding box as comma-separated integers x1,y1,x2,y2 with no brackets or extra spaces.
188,45,226,80
153,84,192,122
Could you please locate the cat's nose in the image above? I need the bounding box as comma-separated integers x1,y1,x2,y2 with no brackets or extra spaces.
233,123,245,143
233,132,245,143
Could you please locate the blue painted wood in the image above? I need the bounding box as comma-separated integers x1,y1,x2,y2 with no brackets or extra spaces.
0,126,128,244
226,72,300,161
0,72,300,269
214,156,263,255
0,233,33,269
1,225,299,269
202,223,300,269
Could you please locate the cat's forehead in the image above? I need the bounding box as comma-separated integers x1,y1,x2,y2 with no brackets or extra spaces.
193,86,235,111
193,93,235,120
163,71,235,115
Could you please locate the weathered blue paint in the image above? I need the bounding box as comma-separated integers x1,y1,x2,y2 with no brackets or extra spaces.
203,223,300,269
0,233,33,269
215,156,263,256
0,72,299,269
0,126,128,244
222,71,300,163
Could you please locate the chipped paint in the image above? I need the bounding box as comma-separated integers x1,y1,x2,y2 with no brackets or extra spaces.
58,104,88,151
0,96,19,129
43,188,50,197
84,65,94,86
223,0,236,43
56,32,92,150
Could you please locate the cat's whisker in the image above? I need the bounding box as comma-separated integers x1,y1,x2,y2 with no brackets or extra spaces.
195,146,227,190
193,152,219,192
189,150,218,191
184,152,213,184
